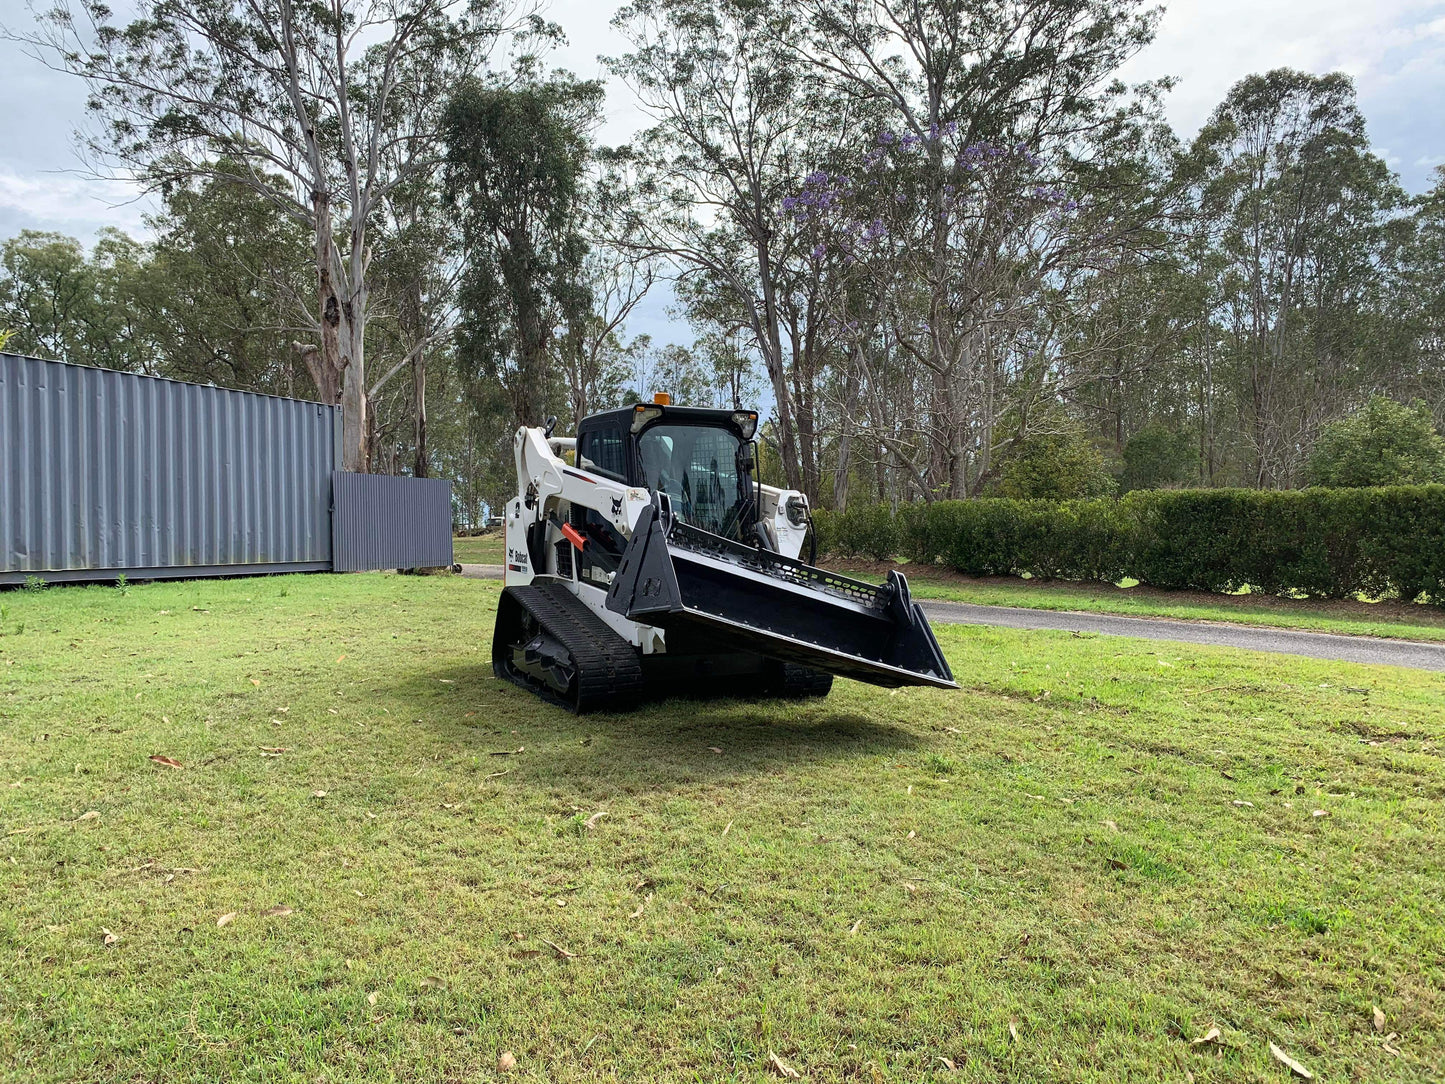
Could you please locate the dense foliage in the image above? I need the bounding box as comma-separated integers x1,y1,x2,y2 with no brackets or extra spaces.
1306,397,1445,487
3,0,1443,522
814,487,1445,603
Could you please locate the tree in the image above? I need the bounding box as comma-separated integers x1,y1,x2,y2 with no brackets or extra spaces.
143,172,314,395
1306,397,1445,488
0,229,155,372
1191,69,1404,487
443,75,601,428
782,0,1168,498
26,0,535,469
608,0,849,493
992,425,1116,500
1120,421,1200,491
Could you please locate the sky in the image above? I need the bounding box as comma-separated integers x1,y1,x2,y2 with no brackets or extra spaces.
2,0,1444,349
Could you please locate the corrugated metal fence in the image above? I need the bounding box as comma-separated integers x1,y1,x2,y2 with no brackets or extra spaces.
333,473,454,572
2,353,451,584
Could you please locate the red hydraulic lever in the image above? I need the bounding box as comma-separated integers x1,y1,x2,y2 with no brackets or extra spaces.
560,522,587,551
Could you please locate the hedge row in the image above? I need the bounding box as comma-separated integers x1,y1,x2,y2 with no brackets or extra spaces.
810,486,1445,603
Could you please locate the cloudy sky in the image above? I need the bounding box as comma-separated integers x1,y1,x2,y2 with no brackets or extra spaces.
2,0,1443,346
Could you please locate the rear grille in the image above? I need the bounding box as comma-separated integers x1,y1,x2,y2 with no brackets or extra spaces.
668,521,886,609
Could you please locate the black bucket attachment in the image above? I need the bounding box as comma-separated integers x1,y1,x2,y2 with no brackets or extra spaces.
605,504,957,690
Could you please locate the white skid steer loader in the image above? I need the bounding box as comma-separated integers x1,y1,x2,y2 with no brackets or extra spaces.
493,398,957,712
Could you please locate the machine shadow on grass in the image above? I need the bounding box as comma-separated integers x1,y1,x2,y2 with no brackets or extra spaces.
390,663,920,788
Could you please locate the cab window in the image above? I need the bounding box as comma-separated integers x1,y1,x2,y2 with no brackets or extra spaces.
577,426,628,481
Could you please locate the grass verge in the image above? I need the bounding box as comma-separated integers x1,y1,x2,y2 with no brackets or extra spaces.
453,534,506,565
1,574,1441,1082
830,561,1445,642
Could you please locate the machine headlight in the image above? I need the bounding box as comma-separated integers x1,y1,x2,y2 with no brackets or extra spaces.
731,411,758,440
785,495,808,526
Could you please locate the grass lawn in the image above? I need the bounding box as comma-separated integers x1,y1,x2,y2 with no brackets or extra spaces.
454,533,506,565
1,574,1441,1082
831,560,1445,643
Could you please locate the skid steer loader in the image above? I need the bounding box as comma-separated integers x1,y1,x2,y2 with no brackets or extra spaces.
492,398,957,712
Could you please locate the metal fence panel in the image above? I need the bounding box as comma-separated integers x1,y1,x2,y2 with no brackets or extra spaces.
1,352,337,583
332,472,454,571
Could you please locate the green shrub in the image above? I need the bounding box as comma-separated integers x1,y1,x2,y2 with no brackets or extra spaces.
812,502,904,561
1120,422,1199,492
993,430,1117,500
817,485,1445,603
1307,397,1445,488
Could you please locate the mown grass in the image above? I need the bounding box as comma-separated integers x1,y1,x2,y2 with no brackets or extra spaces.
830,561,1445,642
1,574,1441,1082
454,533,506,565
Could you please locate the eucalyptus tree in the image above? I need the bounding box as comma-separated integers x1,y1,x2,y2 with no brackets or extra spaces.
607,0,867,493
24,0,541,470
1190,69,1404,486
442,74,602,429
775,0,1170,497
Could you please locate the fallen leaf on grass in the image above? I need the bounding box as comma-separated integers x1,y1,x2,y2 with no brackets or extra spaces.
767,1051,801,1079
937,1056,957,1070
77,810,101,822
259,747,288,757
497,1051,516,1072
1107,858,1127,871
1311,809,1329,818
484,769,511,779
1381,1033,1401,1057
149,755,183,769
583,811,608,829
1103,820,1119,832
216,912,236,928
101,927,120,946
490,747,525,756
849,918,863,936
1191,1026,1222,1045
1232,800,1254,807
721,820,733,837
1372,1005,1385,1032
436,678,454,684
262,905,293,918
1269,1042,1313,1079
628,894,652,919
312,790,327,798
367,991,378,1006
336,654,346,663
542,938,576,959
420,975,448,990
250,679,260,687
1009,1019,1020,1043
708,746,723,754
903,882,917,894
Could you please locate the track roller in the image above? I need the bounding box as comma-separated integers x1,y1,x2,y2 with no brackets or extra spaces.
492,582,644,714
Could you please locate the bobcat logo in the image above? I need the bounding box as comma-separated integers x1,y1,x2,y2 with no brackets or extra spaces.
611,496,623,517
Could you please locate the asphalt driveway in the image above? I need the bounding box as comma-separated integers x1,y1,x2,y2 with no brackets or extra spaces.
460,564,1445,673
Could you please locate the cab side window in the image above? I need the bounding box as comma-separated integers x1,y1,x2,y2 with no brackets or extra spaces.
577,426,628,482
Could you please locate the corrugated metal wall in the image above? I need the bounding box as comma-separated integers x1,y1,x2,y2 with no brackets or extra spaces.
332,472,454,571
1,353,337,583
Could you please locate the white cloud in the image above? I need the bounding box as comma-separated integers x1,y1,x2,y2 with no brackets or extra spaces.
0,168,154,242
1120,0,1445,141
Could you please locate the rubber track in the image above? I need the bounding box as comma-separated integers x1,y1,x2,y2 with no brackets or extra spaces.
502,582,644,713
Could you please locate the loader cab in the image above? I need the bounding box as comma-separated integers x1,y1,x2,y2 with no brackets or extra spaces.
576,403,760,542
